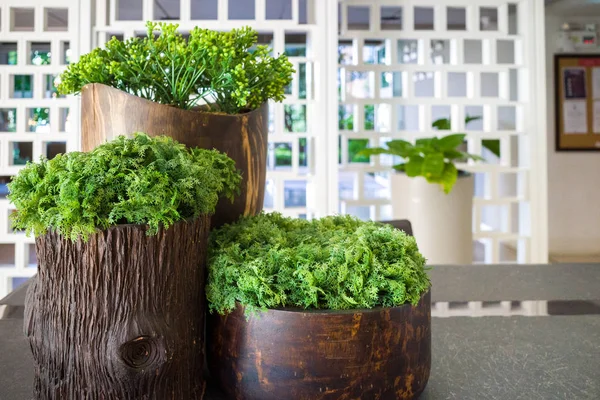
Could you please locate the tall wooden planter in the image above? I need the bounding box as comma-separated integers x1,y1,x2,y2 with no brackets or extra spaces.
80,83,268,228
207,290,431,400
25,217,210,399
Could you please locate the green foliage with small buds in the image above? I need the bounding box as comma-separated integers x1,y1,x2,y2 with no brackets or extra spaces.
207,213,430,315
8,134,241,241
57,23,294,114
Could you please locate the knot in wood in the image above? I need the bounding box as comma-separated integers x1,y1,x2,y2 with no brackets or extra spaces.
119,336,162,370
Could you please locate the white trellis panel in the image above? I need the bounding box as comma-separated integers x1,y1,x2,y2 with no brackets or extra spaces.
337,0,548,264
93,0,334,221
0,0,550,299
432,300,548,317
0,0,84,298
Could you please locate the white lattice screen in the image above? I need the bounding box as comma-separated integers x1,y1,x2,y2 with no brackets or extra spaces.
0,0,548,299
337,0,547,264
0,0,82,297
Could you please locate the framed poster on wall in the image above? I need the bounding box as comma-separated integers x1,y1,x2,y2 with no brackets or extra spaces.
555,54,600,151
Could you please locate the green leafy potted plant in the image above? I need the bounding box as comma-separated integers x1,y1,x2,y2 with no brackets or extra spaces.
58,22,294,227
206,213,431,400
9,133,241,399
433,115,500,158
359,130,482,265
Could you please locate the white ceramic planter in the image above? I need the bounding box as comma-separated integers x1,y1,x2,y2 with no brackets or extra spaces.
391,172,474,265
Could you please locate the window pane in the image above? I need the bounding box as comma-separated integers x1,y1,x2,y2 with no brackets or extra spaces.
117,0,143,21
0,109,17,132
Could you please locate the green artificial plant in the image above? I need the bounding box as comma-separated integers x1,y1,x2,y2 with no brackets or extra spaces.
207,212,430,315
8,133,241,241
359,135,482,194
359,115,485,194
56,22,294,114
432,115,500,158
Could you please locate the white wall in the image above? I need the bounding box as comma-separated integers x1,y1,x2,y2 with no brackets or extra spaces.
545,13,600,256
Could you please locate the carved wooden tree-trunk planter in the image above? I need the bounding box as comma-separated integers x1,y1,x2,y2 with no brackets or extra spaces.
25,217,210,399
207,290,431,400
80,83,268,228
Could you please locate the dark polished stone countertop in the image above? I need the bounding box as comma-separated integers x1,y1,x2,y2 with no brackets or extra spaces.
2,264,600,399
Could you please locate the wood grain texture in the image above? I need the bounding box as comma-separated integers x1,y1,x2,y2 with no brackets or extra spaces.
25,217,210,399
81,83,268,227
207,290,431,400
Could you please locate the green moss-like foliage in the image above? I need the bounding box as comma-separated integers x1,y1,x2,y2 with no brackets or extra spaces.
8,133,241,241
207,213,430,315
57,23,294,114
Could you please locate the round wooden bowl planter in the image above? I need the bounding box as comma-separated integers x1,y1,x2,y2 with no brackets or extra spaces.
207,290,431,400
25,217,210,399
80,83,268,228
